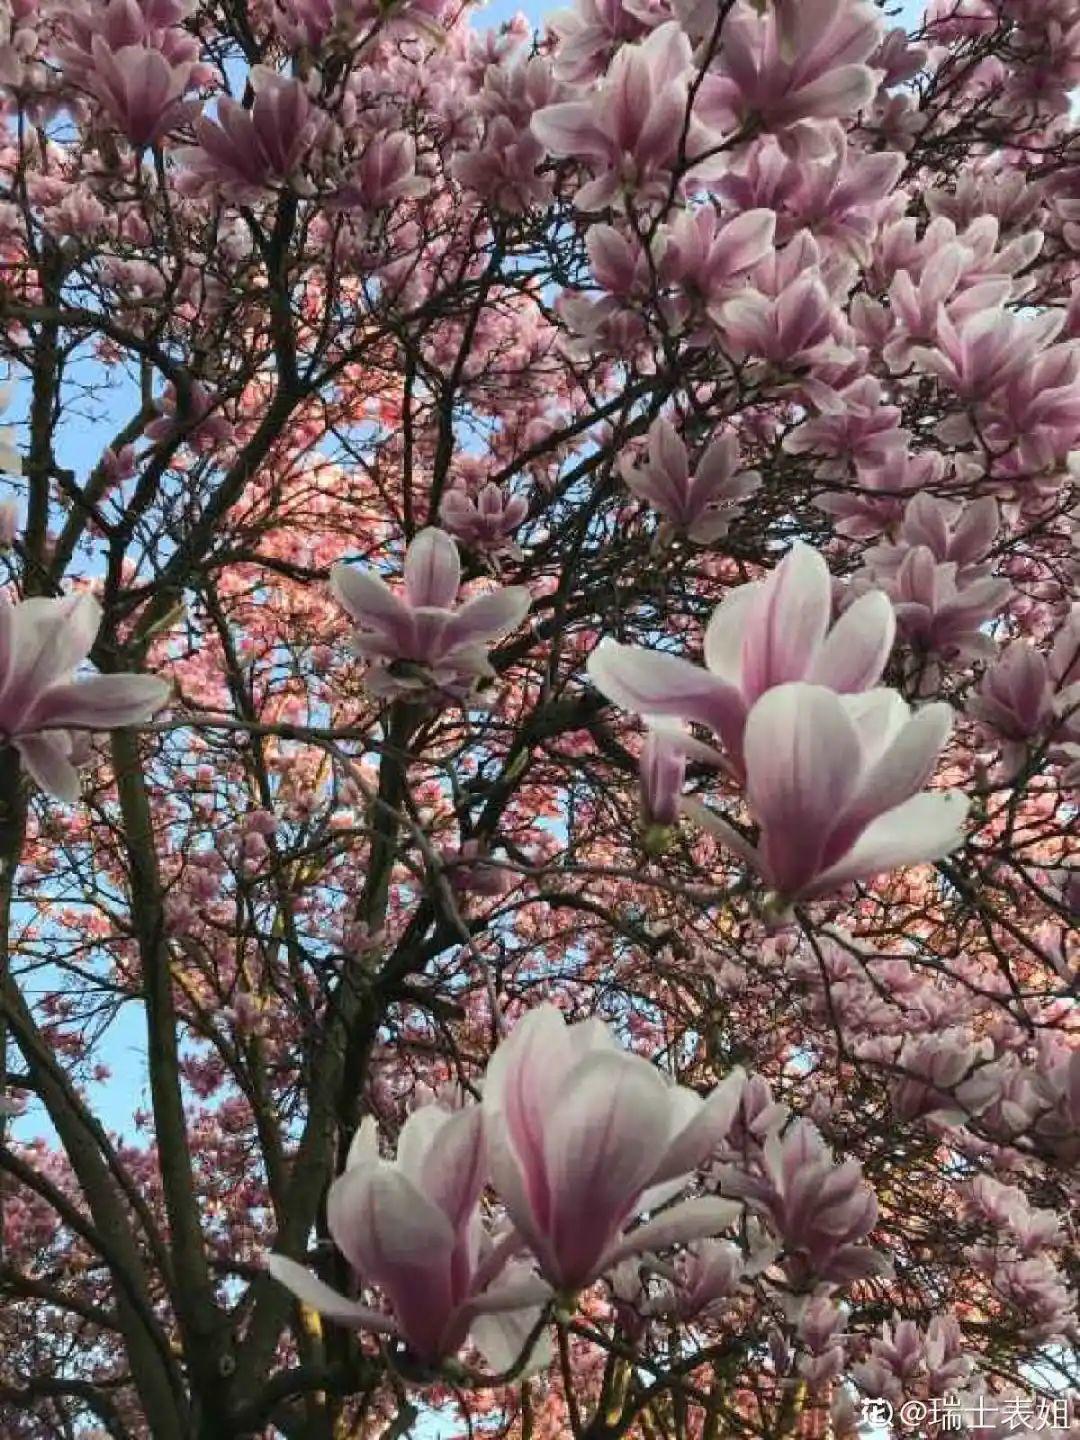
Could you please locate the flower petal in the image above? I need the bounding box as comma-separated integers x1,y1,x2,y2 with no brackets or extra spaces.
743,683,860,897
404,528,461,609
604,1197,741,1269
810,790,970,895
809,590,895,693
264,1255,398,1332
14,734,81,802
588,639,746,751
28,675,171,732
740,543,832,702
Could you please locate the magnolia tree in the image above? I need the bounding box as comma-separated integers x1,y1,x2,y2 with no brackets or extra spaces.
0,0,1077,1435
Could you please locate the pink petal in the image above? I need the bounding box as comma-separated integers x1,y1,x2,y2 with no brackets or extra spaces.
809,590,895,692
587,640,746,751
264,1255,398,1333
740,543,831,702
743,683,860,896
404,528,460,609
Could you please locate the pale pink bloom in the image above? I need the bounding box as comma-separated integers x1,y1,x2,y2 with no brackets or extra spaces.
273,0,335,49
784,376,906,476
969,642,1054,773
637,719,723,834
782,131,903,264
890,1030,1001,1125
483,1004,744,1291
177,72,322,200
451,119,549,214
644,1239,749,1322
863,493,999,585
588,541,895,763
532,23,717,211
330,528,530,699
267,1106,552,1368
683,683,968,902
797,1295,848,1386
968,1177,1065,1256
698,0,884,136
885,548,1012,665
0,593,171,801
1031,1042,1080,1164
815,450,945,540
910,307,1064,402
718,1119,887,1285
0,500,17,547
441,840,509,898
439,483,528,558
145,382,234,450
331,133,431,211
85,39,194,148
622,419,761,544
656,206,777,315
548,0,652,83
714,272,847,369
977,343,1080,469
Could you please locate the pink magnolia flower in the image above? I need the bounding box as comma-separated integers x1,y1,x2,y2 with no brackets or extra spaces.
622,419,761,544
863,493,999,585
0,501,17,548
698,0,884,137
451,118,549,214
267,1105,552,1369
330,133,431,211
330,527,531,699
85,38,195,148
176,71,323,200
784,376,907,476
587,541,895,764
0,593,171,801
815,450,946,540
910,306,1064,402
781,131,904,264
532,23,718,211
885,548,1012,666
439,483,528,559
483,1004,744,1292
656,206,777,318
273,0,335,49
639,724,688,829
969,641,1054,774
683,683,969,903
713,271,849,370
719,1119,887,1285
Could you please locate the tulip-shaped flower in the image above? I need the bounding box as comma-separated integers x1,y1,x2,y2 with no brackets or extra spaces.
85,40,195,148
331,528,530,699
683,683,969,903
698,0,884,133
718,1119,887,1285
588,541,895,765
863,493,999,586
483,1005,743,1293
969,641,1054,775
531,23,719,210
622,420,761,545
439,484,529,559
0,593,171,801
177,70,322,200
887,549,1012,666
267,1105,552,1369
